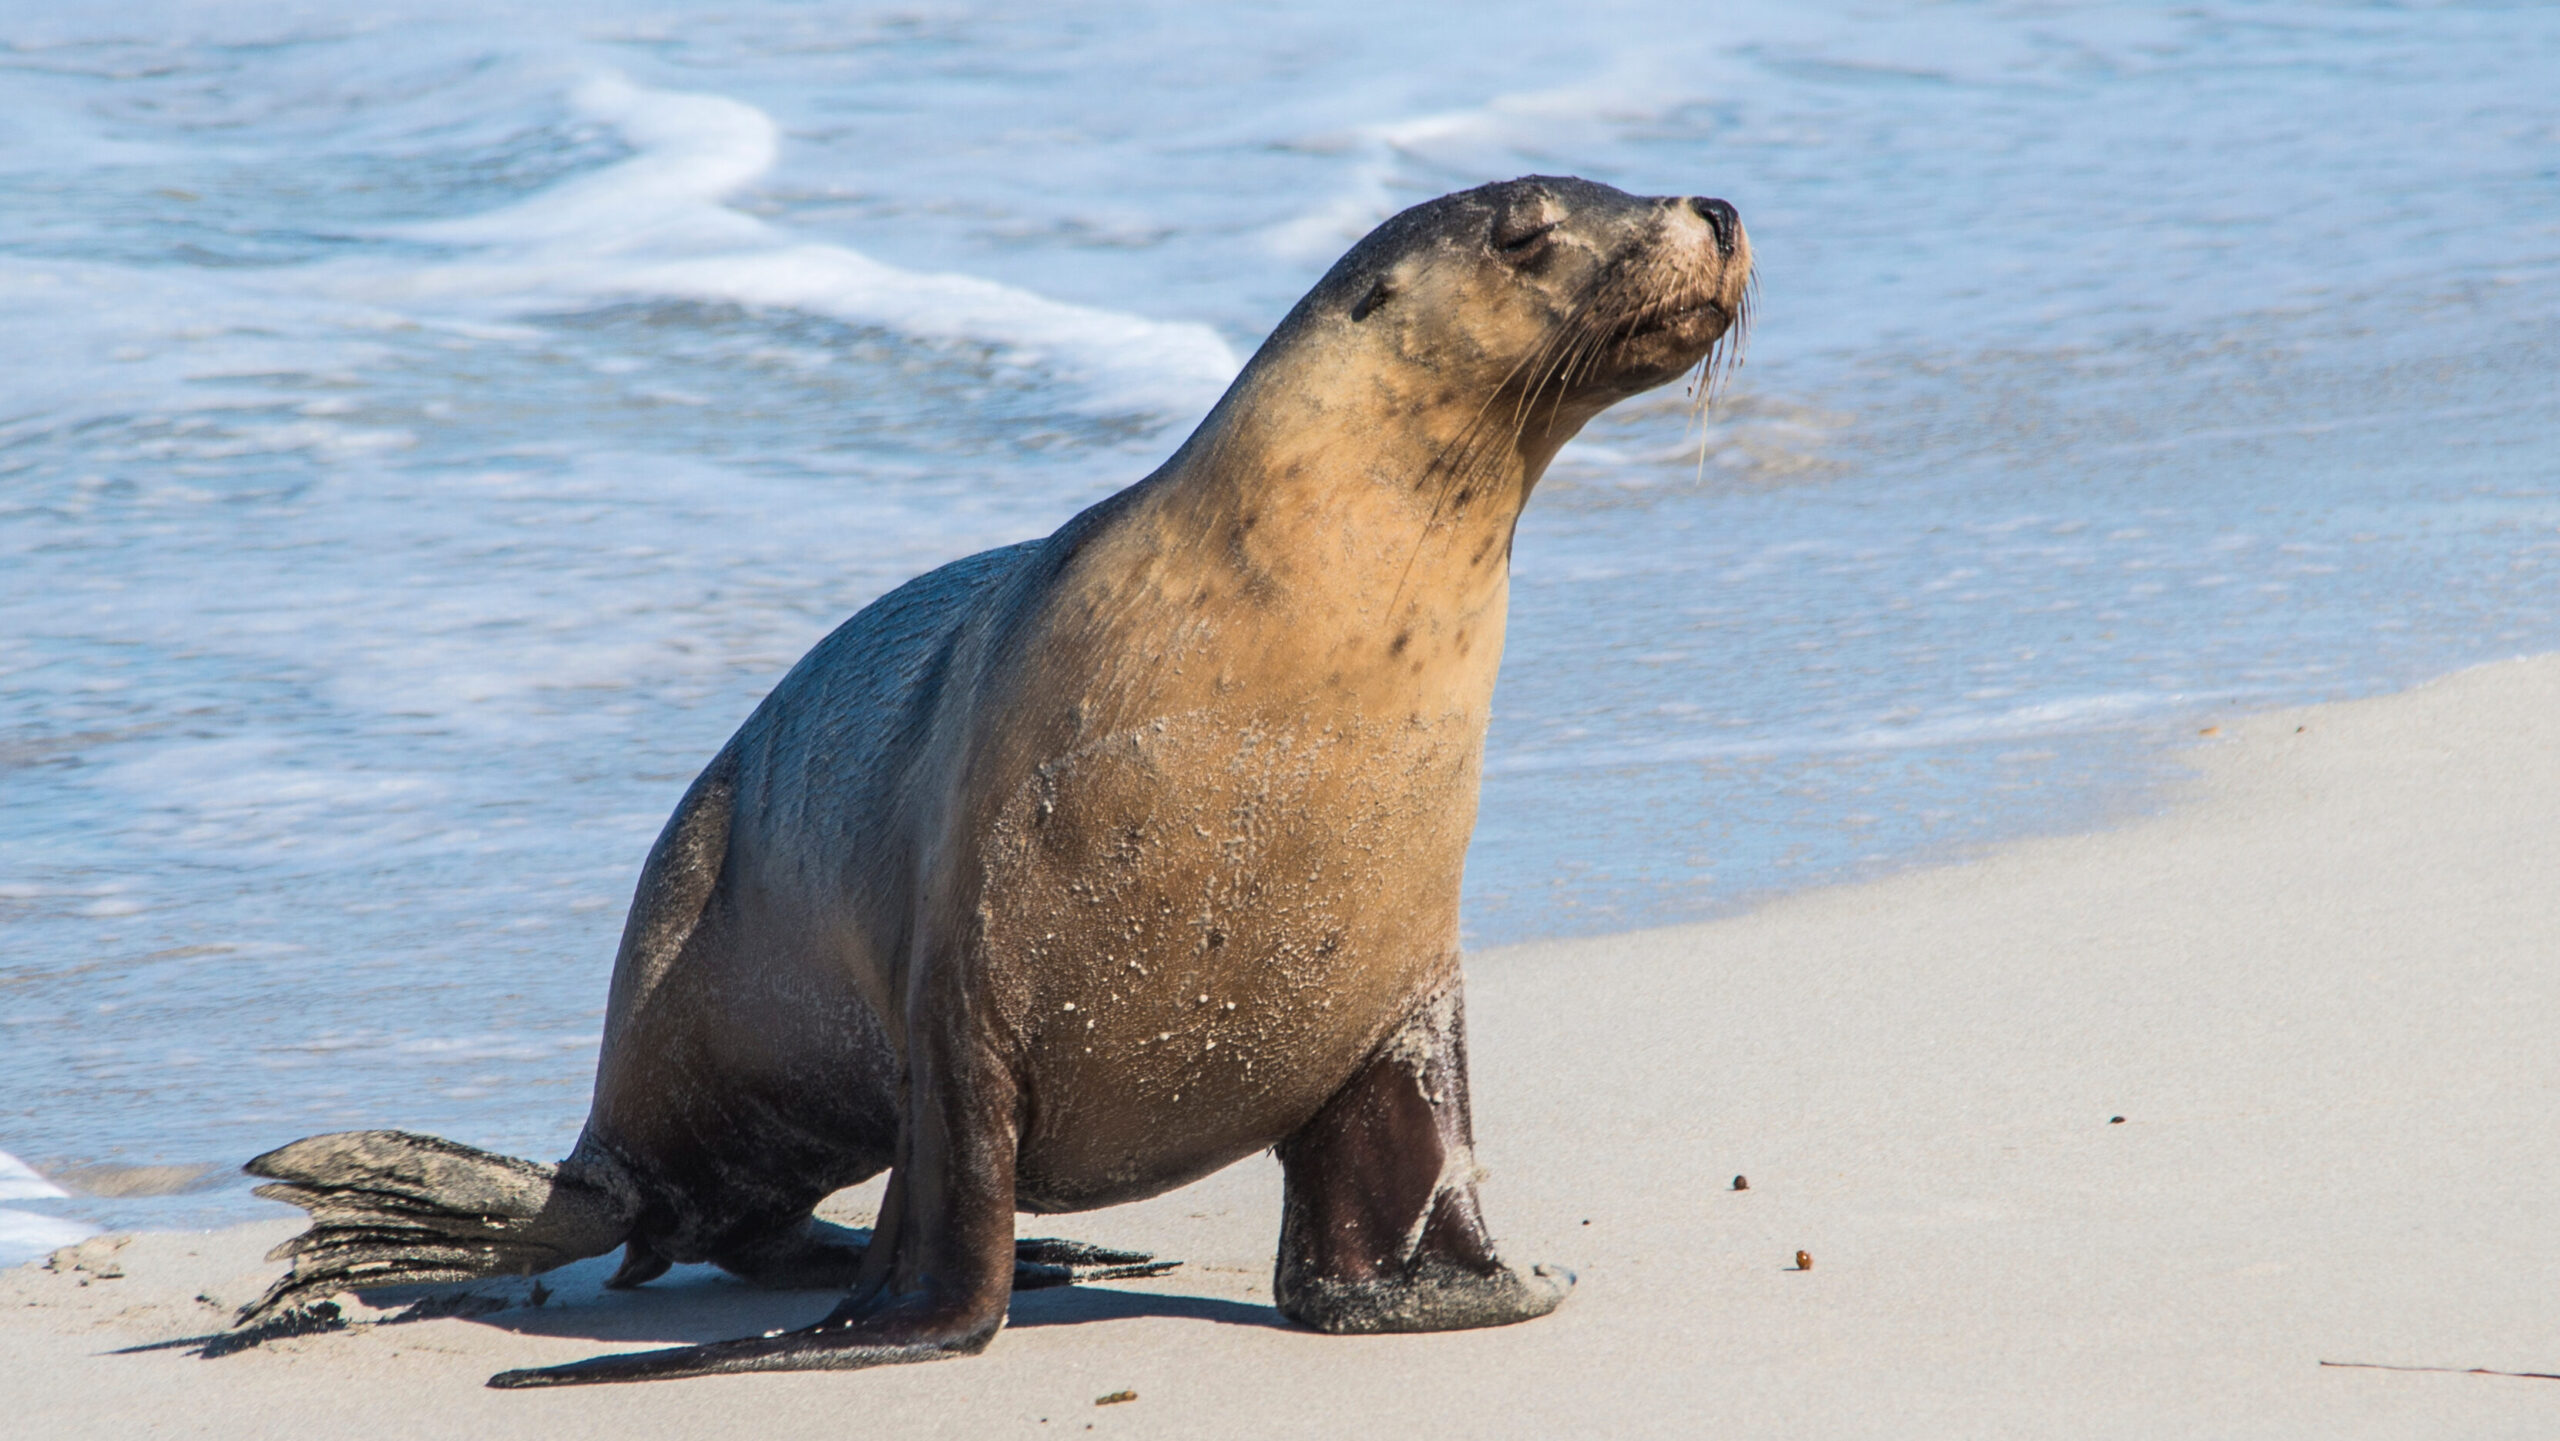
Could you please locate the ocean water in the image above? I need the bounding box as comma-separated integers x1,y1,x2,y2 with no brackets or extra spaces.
3,0,2555,1245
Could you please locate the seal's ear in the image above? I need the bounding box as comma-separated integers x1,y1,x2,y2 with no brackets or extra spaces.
1350,276,1398,323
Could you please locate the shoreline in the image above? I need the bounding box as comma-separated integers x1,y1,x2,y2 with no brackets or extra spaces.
7,654,2558,1435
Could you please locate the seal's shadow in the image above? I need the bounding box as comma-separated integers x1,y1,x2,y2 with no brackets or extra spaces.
1005,1282,1284,1331
403,1257,1283,1347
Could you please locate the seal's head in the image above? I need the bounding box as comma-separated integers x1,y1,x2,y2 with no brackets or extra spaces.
1283,175,1751,429
1144,176,1753,617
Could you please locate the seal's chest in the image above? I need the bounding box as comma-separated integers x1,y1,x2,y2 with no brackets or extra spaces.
985,710,1479,999
985,711,1482,1203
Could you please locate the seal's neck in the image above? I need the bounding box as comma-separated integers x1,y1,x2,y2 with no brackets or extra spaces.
1146,356,1590,622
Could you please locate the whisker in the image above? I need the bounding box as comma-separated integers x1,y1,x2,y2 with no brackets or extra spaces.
1387,239,1755,613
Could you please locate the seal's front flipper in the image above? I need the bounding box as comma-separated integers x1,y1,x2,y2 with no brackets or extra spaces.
496,1003,1025,1387
1272,975,1573,1334
486,1300,992,1388
492,1209,1013,1388
1279,1254,1573,1334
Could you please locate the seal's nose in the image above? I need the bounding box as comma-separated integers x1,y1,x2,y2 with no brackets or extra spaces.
1688,196,1739,257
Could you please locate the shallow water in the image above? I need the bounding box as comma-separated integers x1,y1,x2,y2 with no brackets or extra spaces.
4,1,2556,1239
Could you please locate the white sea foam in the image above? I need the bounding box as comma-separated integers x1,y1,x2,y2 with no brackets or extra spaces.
0,77,1237,443
345,75,1240,416
1485,691,2238,776
0,1153,90,1268
0,1151,70,1203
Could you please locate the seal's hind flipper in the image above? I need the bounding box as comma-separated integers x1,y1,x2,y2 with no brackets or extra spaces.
235,1130,636,1327
711,1224,1176,1292
1011,1236,1179,1289
605,1236,673,1289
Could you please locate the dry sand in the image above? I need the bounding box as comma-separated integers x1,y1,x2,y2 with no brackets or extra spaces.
8,656,2557,1437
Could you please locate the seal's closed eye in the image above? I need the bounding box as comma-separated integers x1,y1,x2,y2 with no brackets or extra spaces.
1491,218,1558,256
1489,191,1564,258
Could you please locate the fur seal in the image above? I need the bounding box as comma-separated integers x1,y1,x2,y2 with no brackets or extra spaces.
236,175,1751,1387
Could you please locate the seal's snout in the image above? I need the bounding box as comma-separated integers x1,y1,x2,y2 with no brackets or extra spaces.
1687,196,1741,258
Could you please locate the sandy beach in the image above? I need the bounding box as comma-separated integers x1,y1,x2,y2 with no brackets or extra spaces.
7,655,2556,1437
